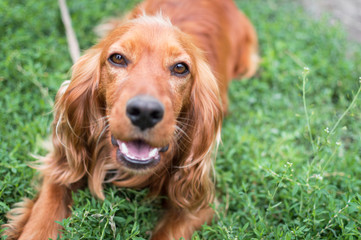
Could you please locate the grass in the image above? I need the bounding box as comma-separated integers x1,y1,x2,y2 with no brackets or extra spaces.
1,0,361,239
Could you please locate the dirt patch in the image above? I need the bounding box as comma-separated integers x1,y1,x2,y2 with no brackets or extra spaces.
301,0,361,42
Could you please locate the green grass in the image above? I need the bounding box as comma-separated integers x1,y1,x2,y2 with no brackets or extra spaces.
1,0,361,239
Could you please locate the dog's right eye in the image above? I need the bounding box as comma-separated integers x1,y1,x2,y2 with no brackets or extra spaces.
108,53,127,67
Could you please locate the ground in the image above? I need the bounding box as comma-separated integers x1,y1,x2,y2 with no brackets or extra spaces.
302,0,361,42
1,0,361,239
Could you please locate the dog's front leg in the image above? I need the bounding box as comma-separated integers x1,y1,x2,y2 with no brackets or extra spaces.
10,177,72,240
151,206,214,240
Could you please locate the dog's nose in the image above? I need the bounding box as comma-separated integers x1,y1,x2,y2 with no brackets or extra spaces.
126,95,164,130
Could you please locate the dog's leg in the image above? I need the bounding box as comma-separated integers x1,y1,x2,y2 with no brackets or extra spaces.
152,206,214,240
233,11,259,80
3,177,72,240
218,78,230,114
2,198,35,240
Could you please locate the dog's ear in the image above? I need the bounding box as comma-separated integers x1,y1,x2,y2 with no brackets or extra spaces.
40,47,110,199
94,4,144,39
168,52,223,210
94,18,125,39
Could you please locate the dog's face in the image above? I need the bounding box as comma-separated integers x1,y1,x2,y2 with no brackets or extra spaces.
98,17,195,172
54,14,221,195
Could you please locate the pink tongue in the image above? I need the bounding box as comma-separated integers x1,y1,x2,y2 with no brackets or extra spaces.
126,140,152,159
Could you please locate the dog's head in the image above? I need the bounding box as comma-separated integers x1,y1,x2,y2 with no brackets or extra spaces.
48,15,222,203
102,17,196,171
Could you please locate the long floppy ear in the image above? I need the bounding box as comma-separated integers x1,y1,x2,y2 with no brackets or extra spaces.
40,47,110,199
94,3,145,39
168,53,223,211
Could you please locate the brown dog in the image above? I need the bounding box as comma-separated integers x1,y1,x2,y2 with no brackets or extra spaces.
3,0,258,239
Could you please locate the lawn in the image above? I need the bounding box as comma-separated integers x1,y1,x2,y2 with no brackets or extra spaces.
1,0,361,239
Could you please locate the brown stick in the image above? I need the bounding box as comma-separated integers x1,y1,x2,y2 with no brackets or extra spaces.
58,0,80,63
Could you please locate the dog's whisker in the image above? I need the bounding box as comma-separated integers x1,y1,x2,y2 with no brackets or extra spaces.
96,124,110,147
175,120,194,129
176,117,194,123
94,115,110,123
174,125,192,144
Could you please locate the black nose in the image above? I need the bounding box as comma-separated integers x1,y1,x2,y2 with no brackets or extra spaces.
126,95,164,130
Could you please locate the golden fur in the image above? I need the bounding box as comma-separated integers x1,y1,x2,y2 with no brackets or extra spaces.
3,0,258,239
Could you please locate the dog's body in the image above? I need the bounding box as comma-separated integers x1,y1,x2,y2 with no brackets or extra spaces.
3,0,258,239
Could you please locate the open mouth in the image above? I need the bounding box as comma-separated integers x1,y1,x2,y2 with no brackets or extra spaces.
111,136,169,169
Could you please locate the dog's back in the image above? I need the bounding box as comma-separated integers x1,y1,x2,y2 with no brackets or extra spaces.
98,0,258,110
131,0,258,110
135,0,258,77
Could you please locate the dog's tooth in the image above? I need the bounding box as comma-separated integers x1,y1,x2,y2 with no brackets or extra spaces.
149,148,158,157
121,143,128,154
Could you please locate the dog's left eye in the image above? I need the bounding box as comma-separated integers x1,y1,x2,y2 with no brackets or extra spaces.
171,63,189,76
108,53,127,67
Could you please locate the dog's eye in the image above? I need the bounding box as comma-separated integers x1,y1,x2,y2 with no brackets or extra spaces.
171,63,189,76
108,53,127,67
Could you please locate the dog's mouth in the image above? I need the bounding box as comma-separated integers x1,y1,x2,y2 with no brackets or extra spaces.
111,136,169,169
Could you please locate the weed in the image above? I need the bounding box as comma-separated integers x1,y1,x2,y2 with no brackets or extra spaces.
1,0,361,239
